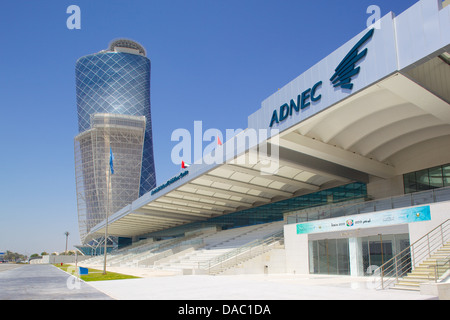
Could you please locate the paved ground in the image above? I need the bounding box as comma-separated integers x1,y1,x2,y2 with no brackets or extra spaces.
88,270,438,300
0,264,23,273
0,264,439,300
0,264,112,300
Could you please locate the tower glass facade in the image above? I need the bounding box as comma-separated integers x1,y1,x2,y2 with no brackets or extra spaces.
75,40,156,243
75,42,156,196
74,114,146,242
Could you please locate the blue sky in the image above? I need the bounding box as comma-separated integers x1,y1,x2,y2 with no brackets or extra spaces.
0,0,420,255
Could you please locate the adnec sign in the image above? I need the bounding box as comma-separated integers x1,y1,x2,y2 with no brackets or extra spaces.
248,12,398,135
269,28,374,128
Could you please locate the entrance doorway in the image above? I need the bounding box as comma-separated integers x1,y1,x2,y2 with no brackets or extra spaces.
309,239,350,275
362,234,410,276
362,235,392,273
309,233,410,276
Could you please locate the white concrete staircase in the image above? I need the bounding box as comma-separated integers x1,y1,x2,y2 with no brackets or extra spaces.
154,221,284,273
393,241,450,291
376,219,450,291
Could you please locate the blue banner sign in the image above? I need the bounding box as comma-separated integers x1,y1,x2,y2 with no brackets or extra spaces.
297,205,431,235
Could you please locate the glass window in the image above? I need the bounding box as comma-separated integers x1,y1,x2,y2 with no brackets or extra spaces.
403,164,449,194
403,172,417,194
415,169,430,191
309,241,319,274
337,239,350,275
443,165,450,187
327,239,338,275
308,210,320,222
318,240,329,274
309,239,350,275
429,166,443,188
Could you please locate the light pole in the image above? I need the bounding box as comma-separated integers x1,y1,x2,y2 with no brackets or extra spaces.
64,231,70,254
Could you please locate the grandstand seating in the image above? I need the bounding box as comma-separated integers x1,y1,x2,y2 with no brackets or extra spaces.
153,221,284,273
81,221,284,274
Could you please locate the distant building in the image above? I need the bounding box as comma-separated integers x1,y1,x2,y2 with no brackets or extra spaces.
74,39,156,245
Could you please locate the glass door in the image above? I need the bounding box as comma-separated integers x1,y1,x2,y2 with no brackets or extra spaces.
309,239,350,275
362,235,396,275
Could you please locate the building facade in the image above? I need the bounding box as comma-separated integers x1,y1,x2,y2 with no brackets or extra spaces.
74,114,146,242
74,39,156,243
81,0,449,285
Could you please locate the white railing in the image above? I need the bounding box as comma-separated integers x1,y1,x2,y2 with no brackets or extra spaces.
198,230,284,275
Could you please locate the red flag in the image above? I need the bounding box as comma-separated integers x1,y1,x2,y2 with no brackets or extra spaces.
181,160,190,169
217,136,222,146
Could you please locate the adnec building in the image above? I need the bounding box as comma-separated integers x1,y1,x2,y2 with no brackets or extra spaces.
82,0,450,286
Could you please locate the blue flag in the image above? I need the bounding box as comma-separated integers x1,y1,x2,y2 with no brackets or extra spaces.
109,147,114,175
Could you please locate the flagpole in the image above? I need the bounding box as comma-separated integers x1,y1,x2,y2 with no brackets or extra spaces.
103,167,110,275
103,145,112,275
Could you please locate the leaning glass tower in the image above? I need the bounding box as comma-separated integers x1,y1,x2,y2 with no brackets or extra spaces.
74,39,156,244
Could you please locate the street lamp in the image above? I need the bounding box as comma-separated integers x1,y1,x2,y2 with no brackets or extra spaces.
64,231,70,254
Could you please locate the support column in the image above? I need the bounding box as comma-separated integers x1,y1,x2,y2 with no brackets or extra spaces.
349,237,364,276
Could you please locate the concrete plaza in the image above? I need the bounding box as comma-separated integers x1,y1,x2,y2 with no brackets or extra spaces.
0,264,112,300
0,264,439,300
86,266,438,300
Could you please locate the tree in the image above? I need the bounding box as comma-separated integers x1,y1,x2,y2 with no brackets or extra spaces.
4,250,27,262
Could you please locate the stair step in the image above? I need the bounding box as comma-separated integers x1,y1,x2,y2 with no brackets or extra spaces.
391,285,421,291
420,259,448,265
398,277,429,284
410,273,446,280
405,275,435,282
396,282,421,289
407,272,432,277
412,266,440,272
409,269,431,274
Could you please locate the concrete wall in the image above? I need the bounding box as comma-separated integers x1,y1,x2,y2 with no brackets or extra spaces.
367,175,404,200
221,248,286,275
30,255,90,264
284,228,309,274
409,200,450,245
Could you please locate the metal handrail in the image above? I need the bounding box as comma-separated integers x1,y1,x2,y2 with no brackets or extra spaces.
375,219,450,290
426,253,450,282
208,235,283,274
206,230,283,269
197,229,284,274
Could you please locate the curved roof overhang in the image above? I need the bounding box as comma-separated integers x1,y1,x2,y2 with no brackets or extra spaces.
278,72,450,178
85,71,450,242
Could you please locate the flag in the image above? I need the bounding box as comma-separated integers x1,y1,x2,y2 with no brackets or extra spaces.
217,135,222,146
109,147,114,174
181,160,190,169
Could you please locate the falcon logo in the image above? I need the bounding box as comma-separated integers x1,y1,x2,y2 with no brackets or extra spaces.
330,28,374,90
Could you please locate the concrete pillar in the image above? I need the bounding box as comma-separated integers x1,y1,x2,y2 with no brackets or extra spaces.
349,237,364,276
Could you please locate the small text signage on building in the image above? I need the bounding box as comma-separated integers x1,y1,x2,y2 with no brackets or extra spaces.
151,170,189,196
